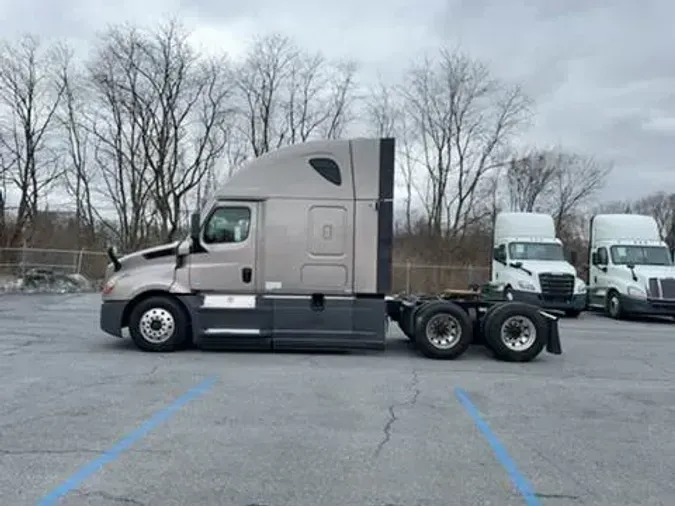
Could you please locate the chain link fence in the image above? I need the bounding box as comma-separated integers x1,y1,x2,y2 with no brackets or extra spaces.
0,246,109,292
0,246,490,295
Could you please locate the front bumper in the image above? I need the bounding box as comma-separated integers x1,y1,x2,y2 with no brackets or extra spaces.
509,290,587,312
100,300,127,337
620,294,675,317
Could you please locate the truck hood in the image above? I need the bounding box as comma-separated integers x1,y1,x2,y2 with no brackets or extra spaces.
517,260,578,277
632,265,675,280
112,241,180,274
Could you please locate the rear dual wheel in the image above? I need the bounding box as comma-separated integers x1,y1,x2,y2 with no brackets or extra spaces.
482,302,547,362
413,302,473,359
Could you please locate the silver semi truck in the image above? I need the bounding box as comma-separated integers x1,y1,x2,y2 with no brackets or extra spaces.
100,137,562,362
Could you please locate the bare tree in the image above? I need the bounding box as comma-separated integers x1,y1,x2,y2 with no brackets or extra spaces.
506,149,558,212
87,24,156,251
135,20,236,241
55,43,98,246
0,35,65,246
234,33,358,156
476,170,505,232
634,191,675,248
234,33,297,156
365,78,417,233
87,20,237,246
397,48,531,244
548,151,612,233
365,77,398,137
593,200,633,214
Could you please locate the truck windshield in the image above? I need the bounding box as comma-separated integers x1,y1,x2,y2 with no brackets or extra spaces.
508,242,564,261
610,245,673,266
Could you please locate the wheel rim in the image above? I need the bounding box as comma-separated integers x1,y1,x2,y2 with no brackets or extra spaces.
609,296,620,316
425,314,462,349
500,315,537,351
139,308,175,343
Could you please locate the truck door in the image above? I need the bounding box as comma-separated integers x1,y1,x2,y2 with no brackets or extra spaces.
492,244,507,283
189,201,259,293
589,246,609,307
187,201,269,345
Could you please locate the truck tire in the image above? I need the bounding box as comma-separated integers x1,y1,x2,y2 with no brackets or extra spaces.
605,290,623,319
483,302,546,362
565,309,581,318
128,296,190,352
413,302,473,359
479,303,504,337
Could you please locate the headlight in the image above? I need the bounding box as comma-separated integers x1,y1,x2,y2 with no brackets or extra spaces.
517,280,536,291
575,281,587,293
102,278,116,295
627,286,647,299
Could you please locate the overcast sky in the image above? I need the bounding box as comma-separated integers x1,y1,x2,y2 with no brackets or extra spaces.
0,0,673,204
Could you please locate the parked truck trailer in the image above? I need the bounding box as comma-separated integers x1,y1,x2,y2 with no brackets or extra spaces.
99,137,562,362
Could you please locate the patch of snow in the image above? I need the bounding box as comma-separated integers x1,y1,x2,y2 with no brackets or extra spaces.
0,269,98,294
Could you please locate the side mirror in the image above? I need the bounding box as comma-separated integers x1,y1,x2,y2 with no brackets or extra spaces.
570,251,578,264
493,247,506,264
190,212,201,242
591,252,598,265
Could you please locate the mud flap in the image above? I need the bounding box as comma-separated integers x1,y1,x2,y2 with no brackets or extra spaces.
538,310,562,354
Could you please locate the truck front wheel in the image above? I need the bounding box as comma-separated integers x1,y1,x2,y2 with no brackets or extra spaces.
128,296,190,352
605,291,623,320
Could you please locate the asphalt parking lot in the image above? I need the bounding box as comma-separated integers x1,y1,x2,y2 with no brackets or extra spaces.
1,294,674,506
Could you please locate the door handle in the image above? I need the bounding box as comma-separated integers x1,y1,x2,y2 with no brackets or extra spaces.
242,267,252,283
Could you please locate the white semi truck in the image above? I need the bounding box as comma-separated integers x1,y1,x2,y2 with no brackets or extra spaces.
587,213,675,320
492,212,587,317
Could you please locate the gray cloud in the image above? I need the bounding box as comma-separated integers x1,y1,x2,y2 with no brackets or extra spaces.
0,0,672,203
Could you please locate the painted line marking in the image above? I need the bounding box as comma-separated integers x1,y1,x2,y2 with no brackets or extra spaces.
454,387,541,506
37,376,218,506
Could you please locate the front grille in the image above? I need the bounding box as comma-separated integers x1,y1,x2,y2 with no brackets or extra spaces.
649,277,675,299
539,273,574,302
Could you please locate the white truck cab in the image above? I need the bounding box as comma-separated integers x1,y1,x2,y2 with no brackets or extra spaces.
587,213,675,320
492,212,587,317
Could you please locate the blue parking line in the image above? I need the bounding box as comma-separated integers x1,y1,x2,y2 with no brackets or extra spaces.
454,387,541,506
37,376,218,506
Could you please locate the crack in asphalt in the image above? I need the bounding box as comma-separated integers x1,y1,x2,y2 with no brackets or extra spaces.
535,492,582,500
374,369,420,458
73,490,145,505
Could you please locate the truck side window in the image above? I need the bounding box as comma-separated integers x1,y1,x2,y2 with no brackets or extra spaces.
309,158,342,186
203,206,251,244
597,247,608,265
494,244,507,262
